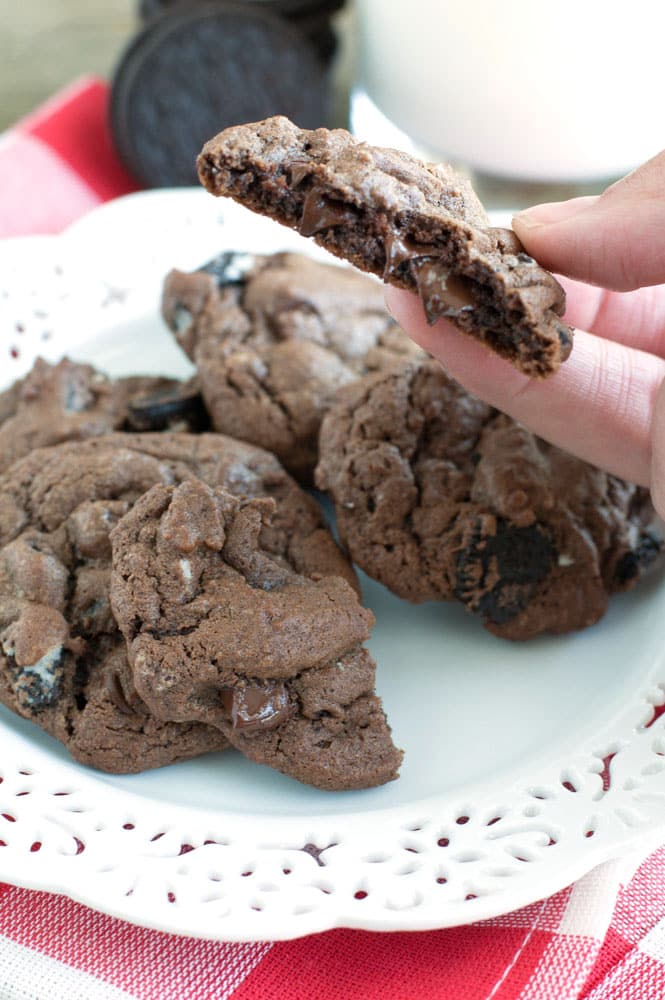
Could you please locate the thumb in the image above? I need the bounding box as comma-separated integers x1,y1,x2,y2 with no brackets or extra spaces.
512,149,665,292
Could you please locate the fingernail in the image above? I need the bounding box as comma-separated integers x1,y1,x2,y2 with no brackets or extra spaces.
512,209,544,231
513,196,599,233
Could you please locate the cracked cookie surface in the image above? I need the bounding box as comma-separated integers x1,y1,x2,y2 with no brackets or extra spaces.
316,357,661,639
110,480,401,789
198,117,572,377
0,430,356,771
162,250,419,481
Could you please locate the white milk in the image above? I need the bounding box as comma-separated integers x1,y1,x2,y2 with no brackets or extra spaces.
355,0,664,181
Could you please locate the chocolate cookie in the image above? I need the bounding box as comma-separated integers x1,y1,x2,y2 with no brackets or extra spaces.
0,359,202,475
0,431,355,771
111,6,330,187
162,251,420,480
316,357,661,639
0,358,120,476
110,480,401,789
198,117,573,377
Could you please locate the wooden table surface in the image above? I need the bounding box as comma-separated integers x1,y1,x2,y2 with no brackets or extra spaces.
0,0,135,131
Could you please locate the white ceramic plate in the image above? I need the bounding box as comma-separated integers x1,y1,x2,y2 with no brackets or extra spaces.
1,189,665,942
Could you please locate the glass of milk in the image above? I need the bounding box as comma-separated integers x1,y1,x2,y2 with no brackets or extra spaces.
352,0,664,182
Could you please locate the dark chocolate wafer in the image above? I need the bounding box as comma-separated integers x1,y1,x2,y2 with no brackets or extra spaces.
139,0,344,20
111,6,330,187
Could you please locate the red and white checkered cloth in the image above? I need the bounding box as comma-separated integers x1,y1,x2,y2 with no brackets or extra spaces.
1,77,664,1000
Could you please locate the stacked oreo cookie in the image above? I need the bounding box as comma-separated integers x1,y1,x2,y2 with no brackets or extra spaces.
110,1,343,186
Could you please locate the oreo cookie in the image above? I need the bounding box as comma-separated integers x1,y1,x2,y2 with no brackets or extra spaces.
111,3,330,187
140,0,345,20
138,0,342,63
292,10,339,61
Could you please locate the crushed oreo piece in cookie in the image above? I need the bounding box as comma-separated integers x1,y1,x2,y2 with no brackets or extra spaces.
123,378,210,432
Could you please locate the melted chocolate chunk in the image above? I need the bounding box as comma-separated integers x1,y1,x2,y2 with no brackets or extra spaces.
221,680,292,736
288,161,313,187
300,187,358,236
411,259,477,323
382,232,429,278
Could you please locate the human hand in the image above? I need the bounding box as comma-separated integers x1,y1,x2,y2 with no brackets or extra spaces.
384,150,665,516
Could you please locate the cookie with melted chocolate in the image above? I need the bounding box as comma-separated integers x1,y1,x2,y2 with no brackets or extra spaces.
0,430,356,771
198,117,573,377
162,250,420,481
315,357,660,639
110,480,401,790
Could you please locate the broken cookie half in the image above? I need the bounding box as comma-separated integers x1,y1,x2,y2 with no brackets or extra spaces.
198,116,573,377
110,479,402,790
